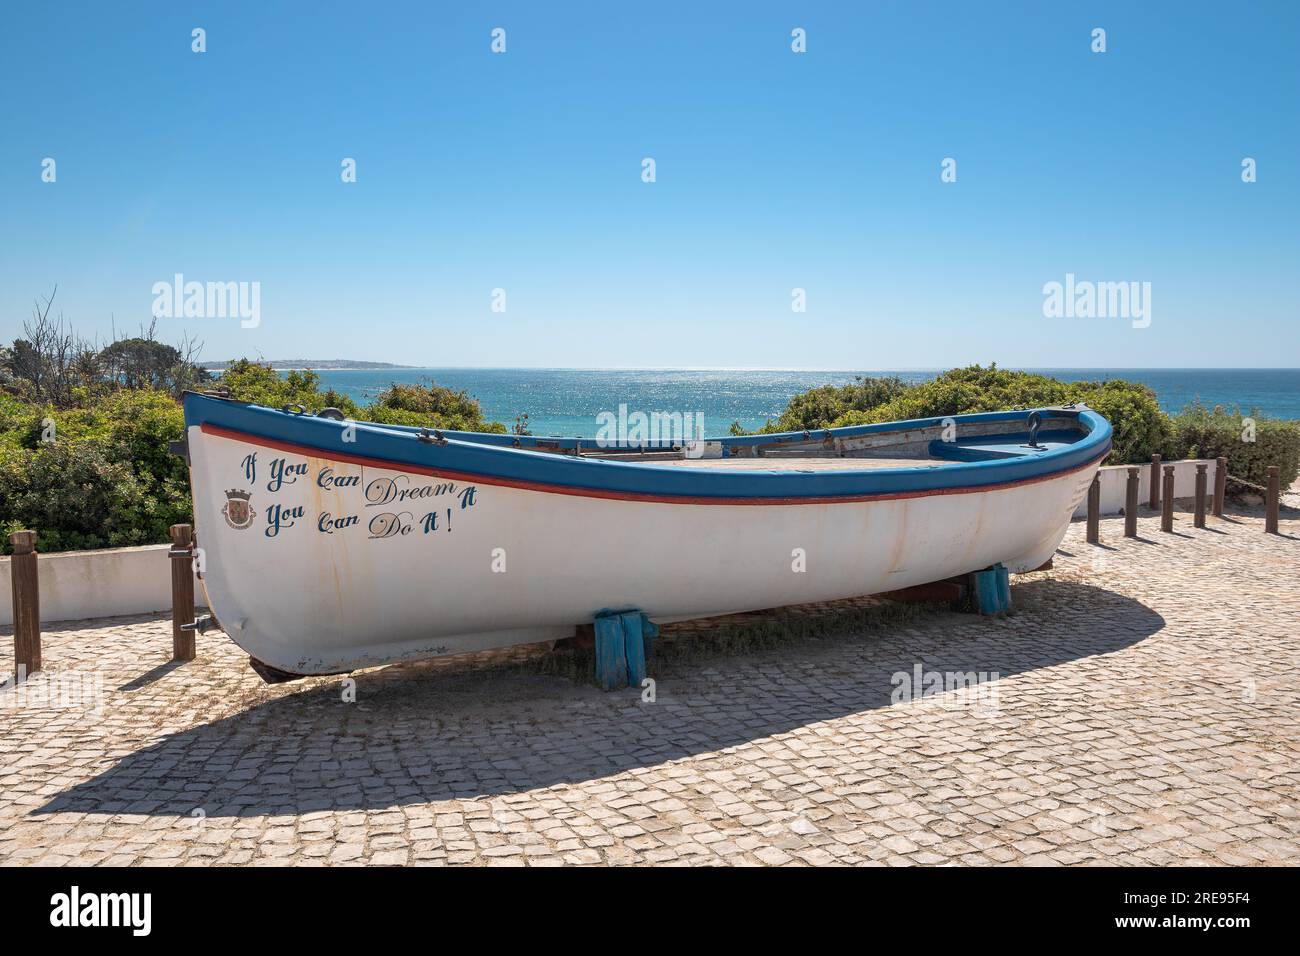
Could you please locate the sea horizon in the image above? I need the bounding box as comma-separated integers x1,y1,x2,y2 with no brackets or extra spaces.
261,364,1300,372
287,366,1300,437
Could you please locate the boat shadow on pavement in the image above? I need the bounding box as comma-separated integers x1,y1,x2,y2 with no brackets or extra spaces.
39,578,1164,818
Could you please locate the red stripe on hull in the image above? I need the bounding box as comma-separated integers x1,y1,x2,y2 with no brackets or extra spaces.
199,423,1108,506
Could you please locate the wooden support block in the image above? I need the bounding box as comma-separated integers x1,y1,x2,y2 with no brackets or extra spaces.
1266,466,1280,534
1213,457,1226,518
620,611,646,687
557,623,595,652
594,613,627,691
1194,463,1208,529
1161,465,1175,533
9,531,40,682
639,613,660,658
1086,476,1100,544
881,581,967,606
1124,466,1139,538
995,564,1011,611
970,566,1009,616
1149,454,1162,510
169,524,196,661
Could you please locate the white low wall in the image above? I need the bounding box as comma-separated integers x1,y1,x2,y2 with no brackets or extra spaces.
1072,459,1219,519
0,543,206,627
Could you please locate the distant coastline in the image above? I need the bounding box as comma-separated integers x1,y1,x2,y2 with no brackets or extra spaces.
201,359,413,371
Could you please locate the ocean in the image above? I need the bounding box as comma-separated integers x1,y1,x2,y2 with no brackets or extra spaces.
306,368,1300,438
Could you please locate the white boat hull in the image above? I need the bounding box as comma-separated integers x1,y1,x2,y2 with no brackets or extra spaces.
187,424,1098,675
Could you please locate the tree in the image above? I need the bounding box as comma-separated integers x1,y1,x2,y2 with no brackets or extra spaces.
13,286,79,405
4,290,210,403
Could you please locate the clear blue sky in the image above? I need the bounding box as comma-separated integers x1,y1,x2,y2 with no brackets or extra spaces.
2,1,1296,368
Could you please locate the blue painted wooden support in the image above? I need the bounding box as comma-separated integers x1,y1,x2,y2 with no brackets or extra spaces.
594,613,627,691
971,564,1012,615
995,564,1011,611
620,611,646,686
593,609,659,690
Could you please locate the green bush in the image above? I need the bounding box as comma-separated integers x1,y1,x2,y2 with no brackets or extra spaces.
830,366,1070,426
804,365,1166,465
1066,379,1173,465
215,362,505,432
0,389,192,554
1171,403,1300,490
0,441,179,552
363,382,506,433
216,359,362,417
754,376,912,433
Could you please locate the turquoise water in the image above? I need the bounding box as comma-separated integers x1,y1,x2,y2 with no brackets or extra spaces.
307,368,1300,438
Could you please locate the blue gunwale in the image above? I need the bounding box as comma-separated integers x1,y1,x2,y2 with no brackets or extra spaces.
183,393,1112,503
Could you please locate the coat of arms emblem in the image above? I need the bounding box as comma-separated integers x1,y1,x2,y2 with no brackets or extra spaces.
222,489,256,530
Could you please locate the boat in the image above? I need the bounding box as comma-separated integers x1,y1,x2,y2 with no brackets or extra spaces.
179,392,1111,678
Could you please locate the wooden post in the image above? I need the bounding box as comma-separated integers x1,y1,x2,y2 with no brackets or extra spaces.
1086,476,1100,544
1194,464,1208,528
1265,466,1280,535
169,524,196,661
1149,454,1162,510
1212,457,1226,518
9,531,40,682
1161,465,1175,533
1124,467,1139,538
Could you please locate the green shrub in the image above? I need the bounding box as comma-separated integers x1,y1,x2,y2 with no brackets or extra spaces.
753,376,912,433
0,389,192,554
216,359,362,418
1065,379,1172,465
1171,403,1300,489
213,362,506,431
0,441,181,553
363,382,506,433
763,365,1171,466
826,366,1070,429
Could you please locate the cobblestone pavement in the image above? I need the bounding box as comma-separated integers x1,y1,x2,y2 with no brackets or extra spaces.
2,506,1297,866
